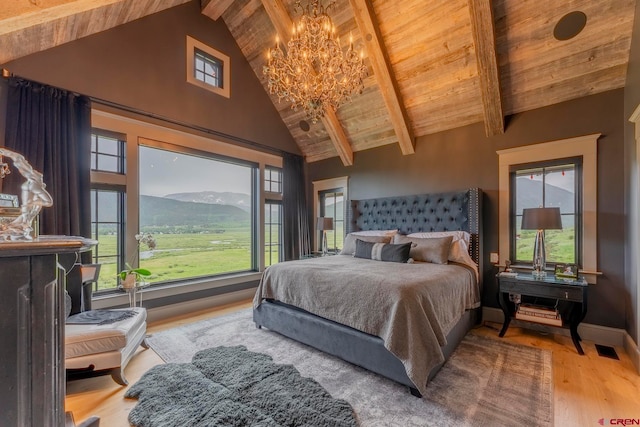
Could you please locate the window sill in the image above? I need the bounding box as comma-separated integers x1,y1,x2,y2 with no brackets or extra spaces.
91,271,262,309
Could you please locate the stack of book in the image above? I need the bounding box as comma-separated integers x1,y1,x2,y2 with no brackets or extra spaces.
515,303,562,326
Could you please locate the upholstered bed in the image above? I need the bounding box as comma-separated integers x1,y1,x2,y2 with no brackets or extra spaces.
253,188,483,396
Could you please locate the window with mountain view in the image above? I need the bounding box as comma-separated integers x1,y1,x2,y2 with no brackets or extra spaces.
138,145,254,283
511,159,581,265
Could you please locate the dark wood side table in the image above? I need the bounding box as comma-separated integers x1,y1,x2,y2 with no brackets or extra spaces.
496,273,589,355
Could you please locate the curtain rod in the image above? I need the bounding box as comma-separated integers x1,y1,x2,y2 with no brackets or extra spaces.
0,68,290,158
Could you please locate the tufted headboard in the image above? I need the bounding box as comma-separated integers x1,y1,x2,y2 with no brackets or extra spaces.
347,188,483,281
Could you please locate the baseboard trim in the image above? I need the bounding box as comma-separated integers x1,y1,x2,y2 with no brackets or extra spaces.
623,331,640,374
146,288,255,323
482,307,625,348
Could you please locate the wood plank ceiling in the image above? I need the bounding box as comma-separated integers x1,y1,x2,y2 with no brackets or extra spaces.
0,0,636,165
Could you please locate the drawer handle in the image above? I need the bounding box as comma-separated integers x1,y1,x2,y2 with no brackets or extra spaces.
565,291,569,299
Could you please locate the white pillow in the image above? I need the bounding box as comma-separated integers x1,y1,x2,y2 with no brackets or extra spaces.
407,231,475,267
352,229,398,237
407,230,470,246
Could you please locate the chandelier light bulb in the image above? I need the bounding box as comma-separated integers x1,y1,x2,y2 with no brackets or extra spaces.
263,0,367,124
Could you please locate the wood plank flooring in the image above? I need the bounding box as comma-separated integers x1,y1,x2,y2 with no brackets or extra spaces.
65,300,640,426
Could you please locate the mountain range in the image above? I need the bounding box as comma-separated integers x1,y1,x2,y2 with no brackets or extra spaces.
164,191,251,212
140,194,249,228
516,178,574,212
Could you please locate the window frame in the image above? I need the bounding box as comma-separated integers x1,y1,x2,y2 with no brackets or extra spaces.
312,176,348,252
319,188,344,252
509,157,583,266
89,185,126,292
264,200,283,266
497,134,599,282
186,35,230,98
90,109,283,307
137,140,259,284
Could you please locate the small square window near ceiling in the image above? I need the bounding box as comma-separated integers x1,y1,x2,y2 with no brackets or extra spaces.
186,36,230,98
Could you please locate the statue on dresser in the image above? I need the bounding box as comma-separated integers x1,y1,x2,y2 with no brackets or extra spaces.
0,148,53,241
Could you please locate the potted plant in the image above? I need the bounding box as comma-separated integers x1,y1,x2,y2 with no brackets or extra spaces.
119,233,156,289
119,264,152,289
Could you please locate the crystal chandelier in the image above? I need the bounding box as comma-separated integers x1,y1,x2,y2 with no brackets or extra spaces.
263,0,368,124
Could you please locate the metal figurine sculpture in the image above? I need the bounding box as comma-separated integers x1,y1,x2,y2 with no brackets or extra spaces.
0,148,53,240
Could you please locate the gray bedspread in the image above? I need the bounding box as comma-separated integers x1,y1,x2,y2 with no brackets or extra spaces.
253,255,480,395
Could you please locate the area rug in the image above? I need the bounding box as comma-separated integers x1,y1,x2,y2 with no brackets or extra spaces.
126,346,356,426
146,309,553,426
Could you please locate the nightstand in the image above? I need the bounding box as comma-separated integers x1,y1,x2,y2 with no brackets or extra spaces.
496,273,588,355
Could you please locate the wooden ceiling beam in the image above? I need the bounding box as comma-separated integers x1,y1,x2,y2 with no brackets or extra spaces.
261,0,354,166
467,0,504,136
0,0,190,64
201,0,234,21
349,0,415,155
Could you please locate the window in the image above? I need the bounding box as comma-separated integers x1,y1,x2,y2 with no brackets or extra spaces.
90,188,125,291
319,189,344,252
195,48,223,88
91,109,283,301
186,36,230,98
511,159,581,265
265,167,282,193
91,130,125,173
138,145,255,283
264,167,283,266
497,134,599,281
90,129,127,292
313,177,348,253
264,202,282,266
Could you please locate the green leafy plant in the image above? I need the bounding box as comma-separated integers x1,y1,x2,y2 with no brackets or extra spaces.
118,233,157,286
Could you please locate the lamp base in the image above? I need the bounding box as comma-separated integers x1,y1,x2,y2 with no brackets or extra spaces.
532,269,547,279
321,231,328,256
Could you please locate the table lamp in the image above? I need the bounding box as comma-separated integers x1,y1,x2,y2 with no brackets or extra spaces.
521,207,562,278
317,217,334,256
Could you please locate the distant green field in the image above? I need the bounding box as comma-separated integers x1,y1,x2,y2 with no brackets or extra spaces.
94,228,259,291
515,228,575,264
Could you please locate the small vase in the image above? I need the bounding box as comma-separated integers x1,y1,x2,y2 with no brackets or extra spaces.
122,273,136,289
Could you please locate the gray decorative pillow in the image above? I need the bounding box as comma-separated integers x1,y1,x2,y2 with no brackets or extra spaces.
393,234,453,264
340,234,392,255
354,239,412,263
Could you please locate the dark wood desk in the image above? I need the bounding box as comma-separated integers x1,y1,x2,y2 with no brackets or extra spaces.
497,273,588,355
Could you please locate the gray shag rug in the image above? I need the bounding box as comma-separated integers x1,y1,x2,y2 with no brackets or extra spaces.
125,345,356,426
145,309,553,426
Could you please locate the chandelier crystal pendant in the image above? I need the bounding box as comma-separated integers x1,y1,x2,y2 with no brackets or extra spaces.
263,0,368,124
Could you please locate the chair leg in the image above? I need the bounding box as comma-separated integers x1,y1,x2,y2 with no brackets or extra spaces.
110,368,128,386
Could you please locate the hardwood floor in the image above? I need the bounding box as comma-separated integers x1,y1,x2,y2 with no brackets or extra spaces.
65,300,640,426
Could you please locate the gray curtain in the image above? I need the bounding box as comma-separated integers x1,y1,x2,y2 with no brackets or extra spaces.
3,77,91,238
282,152,310,260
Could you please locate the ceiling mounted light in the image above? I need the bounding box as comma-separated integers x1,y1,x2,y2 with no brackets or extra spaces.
263,0,368,124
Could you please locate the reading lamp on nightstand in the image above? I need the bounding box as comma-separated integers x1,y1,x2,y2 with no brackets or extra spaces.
317,217,334,256
521,207,562,278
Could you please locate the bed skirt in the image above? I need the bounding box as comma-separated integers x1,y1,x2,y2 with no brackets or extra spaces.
253,300,481,395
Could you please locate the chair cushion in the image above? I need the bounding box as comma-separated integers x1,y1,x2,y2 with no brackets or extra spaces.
65,308,147,359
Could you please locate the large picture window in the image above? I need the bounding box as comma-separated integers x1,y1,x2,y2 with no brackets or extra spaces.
138,145,255,283
511,159,582,265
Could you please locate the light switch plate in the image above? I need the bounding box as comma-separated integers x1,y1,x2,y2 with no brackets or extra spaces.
490,252,499,264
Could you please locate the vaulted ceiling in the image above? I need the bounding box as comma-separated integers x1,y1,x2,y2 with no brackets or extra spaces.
0,0,636,165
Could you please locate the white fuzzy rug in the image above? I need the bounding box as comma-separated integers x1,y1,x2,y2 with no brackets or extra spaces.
146,309,553,426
